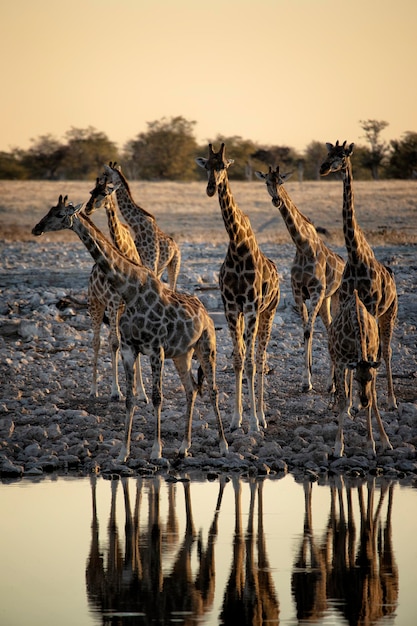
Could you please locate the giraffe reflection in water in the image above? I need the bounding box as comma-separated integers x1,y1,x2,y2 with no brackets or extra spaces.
85,476,398,625
85,476,279,625
220,477,279,625
292,477,398,625
85,475,226,624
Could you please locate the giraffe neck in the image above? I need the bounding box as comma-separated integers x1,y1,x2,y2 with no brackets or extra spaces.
105,199,129,253
354,292,369,362
70,213,145,297
217,176,257,248
342,159,374,266
277,186,320,251
114,173,155,231
104,198,141,264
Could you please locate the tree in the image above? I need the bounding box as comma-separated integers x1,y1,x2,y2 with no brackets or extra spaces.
387,131,417,179
19,134,66,179
303,141,329,180
0,150,28,179
359,119,389,180
250,144,301,178
124,116,199,180
61,127,119,180
199,135,260,180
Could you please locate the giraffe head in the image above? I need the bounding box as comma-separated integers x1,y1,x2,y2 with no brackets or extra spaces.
85,175,119,215
32,195,84,236
255,165,292,208
348,289,381,411
195,143,234,197
349,358,380,410
319,140,355,177
103,161,123,187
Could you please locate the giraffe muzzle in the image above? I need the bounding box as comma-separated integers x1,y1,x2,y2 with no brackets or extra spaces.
32,224,44,236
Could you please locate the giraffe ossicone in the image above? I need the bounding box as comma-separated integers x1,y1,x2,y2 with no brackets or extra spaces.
196,143,280,433
32,195,228,463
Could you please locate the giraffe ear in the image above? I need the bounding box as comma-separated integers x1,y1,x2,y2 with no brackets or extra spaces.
280,171,293,183
254,171,267,181
347,142,355,155
71,202,84,215
326,142,334,152
195,157,208,169
110,181,121,193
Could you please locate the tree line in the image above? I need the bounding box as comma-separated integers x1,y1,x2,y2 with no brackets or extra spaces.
0,117,416,181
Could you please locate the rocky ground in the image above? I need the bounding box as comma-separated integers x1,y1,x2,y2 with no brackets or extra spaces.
1,237,416,481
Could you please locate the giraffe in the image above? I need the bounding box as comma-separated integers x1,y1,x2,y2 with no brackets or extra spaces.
86,179,148,402
320,141,398,410
32,195,228,462
86,476,227,623
326,478,398,625
291,481,328,622
256,165,345,392
88,162,181,290
328,289,393,457
220,476,279,624
196,143,280,433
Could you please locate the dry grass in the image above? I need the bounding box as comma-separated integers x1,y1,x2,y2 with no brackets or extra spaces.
0,179,416,245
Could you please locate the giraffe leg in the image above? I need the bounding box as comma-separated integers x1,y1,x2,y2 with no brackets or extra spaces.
243,312,260,432
110,304,149,403
118,344,137,462
255,308,276,429
134,354,149,404
333,367,350,457
371,374,393,453
303,291,325,393
150,349,164,461
379,304,397,410
228,313,245,431
173,352,198,457
294,294,312,392
365,404,377,457
194,327,228,455
108,300,123,401
88,293,105,398
319,296,335,393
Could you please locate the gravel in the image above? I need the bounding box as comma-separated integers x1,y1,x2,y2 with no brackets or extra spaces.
1,239,416,481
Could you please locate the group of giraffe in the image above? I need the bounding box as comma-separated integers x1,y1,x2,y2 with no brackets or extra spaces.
199,141,396,458
32,140,397,462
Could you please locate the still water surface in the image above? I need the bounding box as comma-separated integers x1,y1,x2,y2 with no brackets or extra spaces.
0,473,416,625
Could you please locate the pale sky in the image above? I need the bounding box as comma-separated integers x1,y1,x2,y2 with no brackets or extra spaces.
1,0,416,155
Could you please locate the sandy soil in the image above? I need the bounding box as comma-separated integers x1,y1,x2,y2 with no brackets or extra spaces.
1,178,416,245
